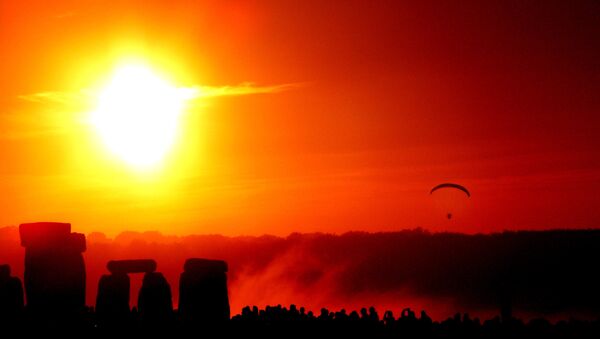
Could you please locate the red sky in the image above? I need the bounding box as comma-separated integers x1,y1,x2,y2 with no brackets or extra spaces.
1,0,599,236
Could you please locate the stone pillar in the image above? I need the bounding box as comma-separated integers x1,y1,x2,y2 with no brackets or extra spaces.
96,273,130,327
138,272,173,328
19,222,86,316
0,264,24,321
178,258,230,326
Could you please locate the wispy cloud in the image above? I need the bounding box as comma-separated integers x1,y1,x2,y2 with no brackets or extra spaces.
188,82,303,99
18,82,302,105
18,90,91,105
6,82,302,139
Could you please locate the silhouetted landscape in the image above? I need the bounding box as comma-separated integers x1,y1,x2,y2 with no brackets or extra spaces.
2,223,600,336
2,0,600,337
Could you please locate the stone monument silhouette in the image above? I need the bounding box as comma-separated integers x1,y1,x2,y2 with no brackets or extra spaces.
0,264,24,322
179,258,230,326
96,259,173,328
19,222,86,318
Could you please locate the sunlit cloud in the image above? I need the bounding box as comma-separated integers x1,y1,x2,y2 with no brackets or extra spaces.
18,82,302,105
188,82,303,99
18,90,91,105
6,82,302,139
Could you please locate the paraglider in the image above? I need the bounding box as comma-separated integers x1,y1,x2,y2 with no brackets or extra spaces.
430,183,470,219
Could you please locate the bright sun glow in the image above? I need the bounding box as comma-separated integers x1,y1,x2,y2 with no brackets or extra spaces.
91,64,189,169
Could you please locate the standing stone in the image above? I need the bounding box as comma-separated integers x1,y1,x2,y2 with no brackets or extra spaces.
179,258,230,326
0,264,24,321
96,273,131,327
138,272,173,328
19,222,86,317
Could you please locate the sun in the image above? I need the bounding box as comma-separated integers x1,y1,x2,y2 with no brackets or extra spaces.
90,64,188,170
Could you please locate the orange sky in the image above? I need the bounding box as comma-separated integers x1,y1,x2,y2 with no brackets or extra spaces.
1,0,599,236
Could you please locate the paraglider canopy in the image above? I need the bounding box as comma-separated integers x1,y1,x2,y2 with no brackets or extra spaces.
430,183,470,197
430,183,470,219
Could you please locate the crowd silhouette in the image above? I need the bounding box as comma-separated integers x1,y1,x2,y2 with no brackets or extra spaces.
230,304,600,338
1,222,599,337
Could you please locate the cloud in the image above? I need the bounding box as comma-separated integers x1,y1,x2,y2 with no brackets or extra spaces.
17,82,301,105
18,90,92,105
188,82,304,99
5,82,301,140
